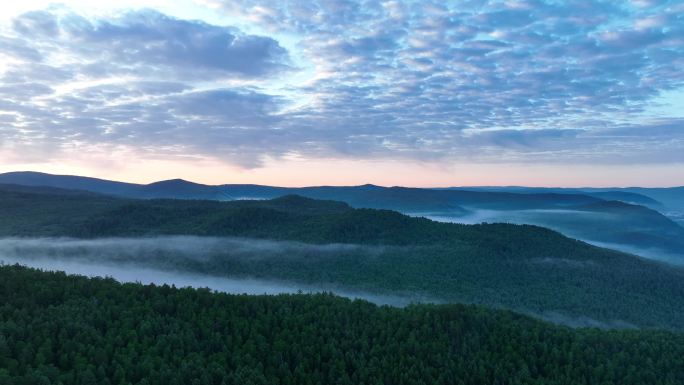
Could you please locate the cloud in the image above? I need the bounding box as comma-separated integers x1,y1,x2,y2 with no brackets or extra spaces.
10,9,289,78
0,8,293,167
0,2,683,168
12,10,60,37
464,128,583,149
215,0,683,164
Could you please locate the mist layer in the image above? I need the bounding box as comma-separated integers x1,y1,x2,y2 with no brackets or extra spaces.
0,236,418,307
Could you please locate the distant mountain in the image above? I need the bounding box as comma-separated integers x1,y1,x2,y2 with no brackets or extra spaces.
429,185,684,259
576,199,670,217
619,187,684,226
0,171,606,213
450,185,684,222
1,172,681,261
2,172,682,263
0,183,103,197
427,202,684,263
584,191,661,206
550,200,684,255
0,171,140,196
447,186,663,207
619,187,684,207
137,179,231,200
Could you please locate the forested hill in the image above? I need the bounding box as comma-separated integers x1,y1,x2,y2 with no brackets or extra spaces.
2,185,684,329
0,171,605,211
3,172,682,259
1,264,683,385
0,187,570,245
0,186,652,254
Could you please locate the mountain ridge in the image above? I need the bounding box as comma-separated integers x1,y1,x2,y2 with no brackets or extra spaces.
1,172,680,261
1,184,684,329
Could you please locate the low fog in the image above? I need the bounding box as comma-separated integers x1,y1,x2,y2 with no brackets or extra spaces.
423,209,684,265
0,236,386,262
426,208,618,227
0,236,422,307
587,241,684,266
664,210,684,226
0,236,643,328
530,311,637,330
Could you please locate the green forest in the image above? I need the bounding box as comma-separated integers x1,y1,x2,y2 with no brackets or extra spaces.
2,264,684,385
1,188,684,329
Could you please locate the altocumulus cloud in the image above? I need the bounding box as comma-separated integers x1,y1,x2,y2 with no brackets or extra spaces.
0,8,291,166
208,0,684,163
0,1,683,167
10,9,288,78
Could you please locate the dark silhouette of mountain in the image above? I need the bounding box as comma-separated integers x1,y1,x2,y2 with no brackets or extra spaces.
429,186,684,259
138,179,231,200
566,200,684,252
0,172,231,201
576,199,668,215
0,171,140,196
447,186,663,207
619,187,684,224
584,191,661,206
0,171,602,211
287,186,601,212
0,171,595,213
449,185,684,223
0,183,103,197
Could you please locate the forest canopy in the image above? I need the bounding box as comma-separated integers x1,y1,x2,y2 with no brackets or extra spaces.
1,264,683,385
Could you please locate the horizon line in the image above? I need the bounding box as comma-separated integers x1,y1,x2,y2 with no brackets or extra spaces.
2,170,683,190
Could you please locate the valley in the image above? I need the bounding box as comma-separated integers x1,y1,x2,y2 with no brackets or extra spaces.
1,184,683,330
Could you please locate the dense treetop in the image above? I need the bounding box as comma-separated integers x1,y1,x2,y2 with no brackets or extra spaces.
1,265,683,385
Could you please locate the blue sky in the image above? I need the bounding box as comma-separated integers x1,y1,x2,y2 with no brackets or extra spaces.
0,0,682,186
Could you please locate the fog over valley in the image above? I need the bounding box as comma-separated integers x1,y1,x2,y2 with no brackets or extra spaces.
1,236,644,329
0,236,388,262
423,208,684,265
0,236,426,307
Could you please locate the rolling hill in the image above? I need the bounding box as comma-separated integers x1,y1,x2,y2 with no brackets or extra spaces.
1,171,681,263
0,171,604,210
453,185,684,222
449,186,664,207
1,185,684,329
2,264,683,385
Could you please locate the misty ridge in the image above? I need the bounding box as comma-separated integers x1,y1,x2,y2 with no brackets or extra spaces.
1,183,684,330
0,236,636,329
0,235,394,281
422,207,684,265
0,235,389,262
2,171,683,265
0,236,427,307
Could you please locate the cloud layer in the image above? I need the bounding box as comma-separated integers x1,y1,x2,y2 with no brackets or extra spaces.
0,1,683,168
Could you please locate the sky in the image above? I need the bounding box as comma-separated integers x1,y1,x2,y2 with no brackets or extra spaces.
0,0,682,187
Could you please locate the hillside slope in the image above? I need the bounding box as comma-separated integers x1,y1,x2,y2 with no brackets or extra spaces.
2,265,683,385
0,171,608,212
0,171,140,196
1,186,684,329
3,172,681,260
